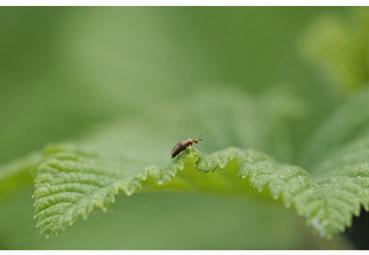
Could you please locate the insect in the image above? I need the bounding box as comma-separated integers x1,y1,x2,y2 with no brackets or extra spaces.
170,136,203,158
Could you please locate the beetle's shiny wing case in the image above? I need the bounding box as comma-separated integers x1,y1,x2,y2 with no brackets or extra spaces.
171,142,184,158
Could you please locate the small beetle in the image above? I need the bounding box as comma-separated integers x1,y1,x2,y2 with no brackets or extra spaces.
171,136,202,158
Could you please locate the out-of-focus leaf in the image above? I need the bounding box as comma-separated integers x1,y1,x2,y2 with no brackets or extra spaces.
299,10,369,93
0,153,41,199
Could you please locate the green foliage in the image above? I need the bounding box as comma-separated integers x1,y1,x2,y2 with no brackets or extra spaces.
0,86,368,240
300,9,369,92
2,7,369,249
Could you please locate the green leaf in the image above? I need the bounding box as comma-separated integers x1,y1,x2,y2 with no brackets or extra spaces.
34,144,310,238
32,140,369,240
31,87,306,238
6,86,369,240
32,142,369,239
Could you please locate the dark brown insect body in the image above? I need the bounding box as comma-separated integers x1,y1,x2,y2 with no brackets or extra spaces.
171,137,201,158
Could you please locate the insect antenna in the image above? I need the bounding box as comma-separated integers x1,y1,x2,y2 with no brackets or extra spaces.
198,134,203,142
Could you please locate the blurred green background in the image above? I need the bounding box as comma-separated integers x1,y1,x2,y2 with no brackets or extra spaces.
0,7,366,249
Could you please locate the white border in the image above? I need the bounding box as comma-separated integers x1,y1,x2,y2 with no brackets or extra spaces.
0,0,369,5
0,251,366,254
0,252,358,254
